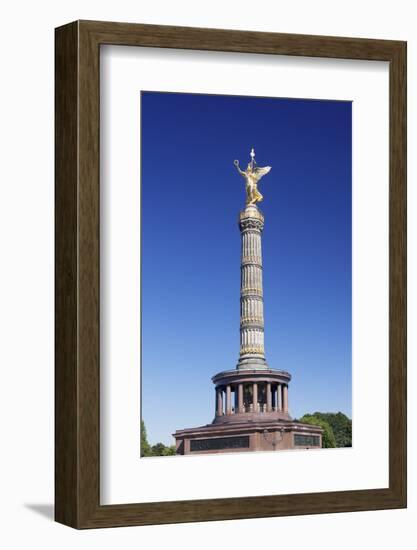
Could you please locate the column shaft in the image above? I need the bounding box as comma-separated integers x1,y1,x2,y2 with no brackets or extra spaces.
266,382,272,412
253,382,258,412
283,384,289,413
238,383,244,413
216,388,223,416
226,385,232,415
238,207,266,368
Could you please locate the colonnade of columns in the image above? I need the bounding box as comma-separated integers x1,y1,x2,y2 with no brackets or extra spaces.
215,381,289,416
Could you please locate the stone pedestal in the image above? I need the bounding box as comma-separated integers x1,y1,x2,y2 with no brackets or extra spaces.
174,420,323,455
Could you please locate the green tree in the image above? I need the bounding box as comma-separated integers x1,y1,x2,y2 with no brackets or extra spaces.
298,414,337,448
140,420,152,457
311,412,352,447
141,420,177,457
165,445,177,456
151,442,166,456
151,443,177,456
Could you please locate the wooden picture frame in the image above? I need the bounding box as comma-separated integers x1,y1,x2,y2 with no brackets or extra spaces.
55,20,407,528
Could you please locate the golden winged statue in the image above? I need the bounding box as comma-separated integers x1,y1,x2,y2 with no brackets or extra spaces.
234,148,271,206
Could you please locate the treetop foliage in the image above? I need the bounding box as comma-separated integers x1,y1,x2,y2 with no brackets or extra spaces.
297,411,352,448
141,420,176,457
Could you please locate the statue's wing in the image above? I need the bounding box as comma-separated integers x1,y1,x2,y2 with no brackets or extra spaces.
254,165,271,182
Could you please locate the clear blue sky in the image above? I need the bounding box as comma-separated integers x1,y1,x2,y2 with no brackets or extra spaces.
141,91,352,445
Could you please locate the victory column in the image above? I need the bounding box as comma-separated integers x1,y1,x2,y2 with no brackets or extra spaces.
174,150,323,454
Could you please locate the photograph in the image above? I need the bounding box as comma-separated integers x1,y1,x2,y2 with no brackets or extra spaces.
140,91,352,457
0,0,410,541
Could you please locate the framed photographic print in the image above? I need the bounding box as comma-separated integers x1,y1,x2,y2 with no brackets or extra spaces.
55,20,407,528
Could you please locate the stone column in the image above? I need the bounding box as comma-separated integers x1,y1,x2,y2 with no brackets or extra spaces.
283,384,288,413
238,383,244,413
266,382,272,412
226,385,232,415
237,205,267,370
253,382,258,412
216,387,223,416
277,384,282,412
